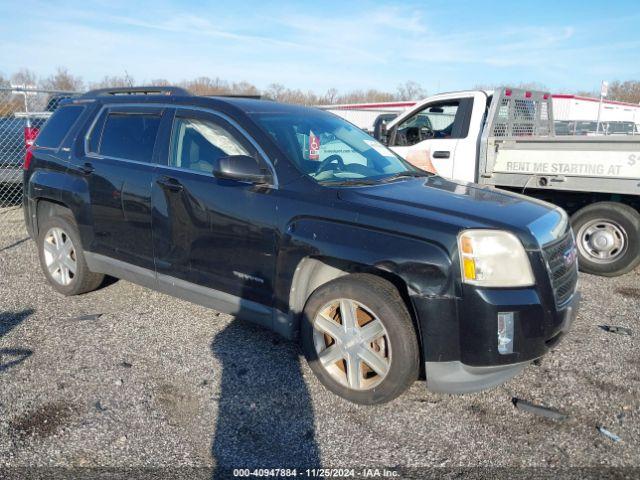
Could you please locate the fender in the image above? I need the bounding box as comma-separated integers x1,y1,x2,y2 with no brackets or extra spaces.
27,167,93,245
25,168,67,237
274,216,456,338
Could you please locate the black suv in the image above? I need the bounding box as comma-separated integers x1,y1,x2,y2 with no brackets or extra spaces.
23,87,579,404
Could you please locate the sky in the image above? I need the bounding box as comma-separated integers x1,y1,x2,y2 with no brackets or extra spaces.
1,0,639,95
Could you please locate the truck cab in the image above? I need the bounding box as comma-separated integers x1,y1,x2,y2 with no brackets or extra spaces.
384,90,489,183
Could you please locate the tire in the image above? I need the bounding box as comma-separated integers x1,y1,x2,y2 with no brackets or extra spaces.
301,273,420,405
37,214,104,295
571,202,640,277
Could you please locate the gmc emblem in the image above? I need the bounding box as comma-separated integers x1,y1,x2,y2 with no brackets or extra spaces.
563,247,577,266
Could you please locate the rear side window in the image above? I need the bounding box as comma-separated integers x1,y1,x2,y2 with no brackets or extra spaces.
35,105,85,149
99,113,161,162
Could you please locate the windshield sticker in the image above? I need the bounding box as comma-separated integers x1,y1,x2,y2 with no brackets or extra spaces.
364,139,395,157
309,131,320,160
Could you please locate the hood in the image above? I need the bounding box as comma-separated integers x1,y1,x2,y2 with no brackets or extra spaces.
337,176,564,249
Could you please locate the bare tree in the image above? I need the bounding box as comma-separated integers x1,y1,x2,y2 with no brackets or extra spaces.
396,81,426,100
148,78,171,86
319,88,339,105
0,73,10,88
41,67,84,91
181,77,234,95
11,68,38,88
264,83,287,101
0,73,24,116
231,81,260,96
607,80,640,104
89,75,134,89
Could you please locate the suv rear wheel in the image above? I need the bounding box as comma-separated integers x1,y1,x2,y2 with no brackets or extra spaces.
301,273,419,404
37,214,104,295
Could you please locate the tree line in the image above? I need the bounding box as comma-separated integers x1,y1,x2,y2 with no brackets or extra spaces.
2,67,640,105
0,67,427,106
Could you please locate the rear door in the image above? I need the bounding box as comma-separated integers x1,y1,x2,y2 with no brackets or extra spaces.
76,105,164,270
152,108,278,309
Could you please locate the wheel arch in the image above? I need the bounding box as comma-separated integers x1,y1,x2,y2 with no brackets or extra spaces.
34,198,74,238
285,256,424,360
289,256,416,316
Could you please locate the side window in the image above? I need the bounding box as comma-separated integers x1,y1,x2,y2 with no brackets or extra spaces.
99,112,161,162
169,116,253,174
35,105,85,149
392,101,461,146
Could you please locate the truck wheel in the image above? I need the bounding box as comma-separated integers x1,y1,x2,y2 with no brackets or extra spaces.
37,214,104,296
301,273,420,405
571,202,640,277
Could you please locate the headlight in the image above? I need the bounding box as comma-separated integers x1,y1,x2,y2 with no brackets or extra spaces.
458,230,534,287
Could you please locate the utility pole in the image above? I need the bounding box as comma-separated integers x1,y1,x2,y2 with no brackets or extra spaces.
596,80,608,134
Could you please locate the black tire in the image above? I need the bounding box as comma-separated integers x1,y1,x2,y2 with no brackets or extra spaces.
571,202,640,277
37,214,104,295
301,273,420,405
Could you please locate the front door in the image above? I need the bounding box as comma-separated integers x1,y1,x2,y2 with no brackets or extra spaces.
76,106,164,270
152,109,278,311
388,99,470,179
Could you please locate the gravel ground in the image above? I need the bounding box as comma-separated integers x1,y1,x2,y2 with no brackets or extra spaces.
0,205,638,476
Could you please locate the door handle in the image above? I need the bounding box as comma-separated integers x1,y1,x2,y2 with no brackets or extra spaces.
156,176,183,192
432,151,450,159
79,162,95,175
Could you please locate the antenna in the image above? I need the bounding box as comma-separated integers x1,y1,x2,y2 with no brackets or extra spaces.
124,70,134,88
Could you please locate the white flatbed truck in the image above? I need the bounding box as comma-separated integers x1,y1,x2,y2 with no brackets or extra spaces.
377,88,640,276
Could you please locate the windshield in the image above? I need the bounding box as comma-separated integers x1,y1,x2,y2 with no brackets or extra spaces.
251,109,424,185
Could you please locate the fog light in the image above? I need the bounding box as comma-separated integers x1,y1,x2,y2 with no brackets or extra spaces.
497,312,514,355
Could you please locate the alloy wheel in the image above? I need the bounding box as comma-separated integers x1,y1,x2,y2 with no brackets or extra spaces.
312,298,391,390
43,227,77,286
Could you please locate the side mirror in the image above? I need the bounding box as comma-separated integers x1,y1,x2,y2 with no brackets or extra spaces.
373,120,389,145
213,155,271,185
373,113,399,145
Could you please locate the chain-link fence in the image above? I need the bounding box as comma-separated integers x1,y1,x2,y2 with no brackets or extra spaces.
0,87,80,208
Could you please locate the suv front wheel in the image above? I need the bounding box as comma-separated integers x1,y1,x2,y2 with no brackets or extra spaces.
301,273,420,405
37,214,104,296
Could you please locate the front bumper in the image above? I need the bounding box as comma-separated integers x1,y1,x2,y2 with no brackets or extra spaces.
425,360,529,394
413,288,579,394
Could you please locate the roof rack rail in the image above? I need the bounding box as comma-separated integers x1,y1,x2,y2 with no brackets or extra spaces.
82,86,191,97
208,94,263,100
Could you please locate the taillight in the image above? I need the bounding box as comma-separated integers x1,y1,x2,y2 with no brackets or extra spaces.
23,126,39,171
505,88,512,97
24,146,33,170
24,126,39,146
525,91,532,98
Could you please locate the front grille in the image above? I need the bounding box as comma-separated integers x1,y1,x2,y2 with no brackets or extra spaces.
542,231,578,308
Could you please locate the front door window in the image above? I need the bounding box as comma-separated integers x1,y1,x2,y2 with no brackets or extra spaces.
170,117,252,174
391,102,460,147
